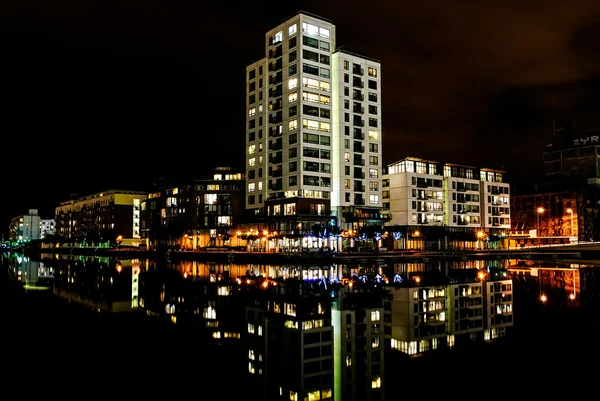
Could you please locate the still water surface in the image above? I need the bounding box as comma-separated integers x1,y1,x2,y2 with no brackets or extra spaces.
4,252,599,399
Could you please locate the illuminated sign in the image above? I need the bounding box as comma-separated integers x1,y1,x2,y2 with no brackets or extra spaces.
573,136,599,146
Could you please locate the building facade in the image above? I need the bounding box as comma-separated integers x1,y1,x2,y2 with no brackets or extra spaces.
55,190,147,243
41,219,55,239
9,209,41,243
382,157,510,250
140,167,245,250
243,12,383,249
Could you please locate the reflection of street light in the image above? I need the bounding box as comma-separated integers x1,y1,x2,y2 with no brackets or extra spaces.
566,208,574,237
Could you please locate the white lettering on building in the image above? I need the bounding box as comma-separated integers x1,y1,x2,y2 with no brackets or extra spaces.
573,136,599,146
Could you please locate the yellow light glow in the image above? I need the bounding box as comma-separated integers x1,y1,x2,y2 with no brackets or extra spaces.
567,208,573,214
537,207,545,214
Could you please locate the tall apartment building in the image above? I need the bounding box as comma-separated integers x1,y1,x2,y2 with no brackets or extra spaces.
382,157,510,249
244,11,383,238
55,190,147,242
9,209,41,243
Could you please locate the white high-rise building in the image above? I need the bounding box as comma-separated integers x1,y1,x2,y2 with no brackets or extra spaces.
244,11,383,234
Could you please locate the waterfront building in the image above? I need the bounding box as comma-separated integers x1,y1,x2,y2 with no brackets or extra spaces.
41,218,55,239
385,278,513,356
510,118,600,243
8,208,41,243
382,157,510,250
140,167,245,250
243,11,384,251
55,190,147,244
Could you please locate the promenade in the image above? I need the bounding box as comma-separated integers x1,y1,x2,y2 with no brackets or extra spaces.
23,241,600,264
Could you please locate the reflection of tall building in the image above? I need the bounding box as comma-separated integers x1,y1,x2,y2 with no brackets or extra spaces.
446,282,484,346
332,288,384,401
51,256,140,312
138,260,242,339
385,279,513,356
243,279,334,401
16,255,41,285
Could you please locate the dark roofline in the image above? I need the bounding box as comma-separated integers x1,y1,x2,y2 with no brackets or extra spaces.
334,46,381,63
281,10,334,24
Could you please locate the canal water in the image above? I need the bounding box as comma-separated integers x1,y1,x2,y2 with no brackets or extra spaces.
3,252,599,399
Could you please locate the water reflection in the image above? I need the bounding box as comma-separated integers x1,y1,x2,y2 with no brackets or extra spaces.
4,252,600,398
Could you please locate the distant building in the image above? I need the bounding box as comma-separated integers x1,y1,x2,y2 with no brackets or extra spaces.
382,157,510,250
511,118,600,243
55,190,147,243
40,219,55,239
140,167,245,249
9,209,41,243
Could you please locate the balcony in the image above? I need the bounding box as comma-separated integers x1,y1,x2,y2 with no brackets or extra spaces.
353,131,365,140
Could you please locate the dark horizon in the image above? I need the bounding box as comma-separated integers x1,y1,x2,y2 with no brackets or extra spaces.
2,1,600,236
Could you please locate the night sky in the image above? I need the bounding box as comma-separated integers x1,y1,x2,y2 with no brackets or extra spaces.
2,0,600,236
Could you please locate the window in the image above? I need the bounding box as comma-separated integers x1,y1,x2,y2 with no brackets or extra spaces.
248,183,255,192
288,24,297,35
289,92,297,103
288,78,298,90
249,157,256,167
369,194,379,204
248,145,255,155
368,67,378,77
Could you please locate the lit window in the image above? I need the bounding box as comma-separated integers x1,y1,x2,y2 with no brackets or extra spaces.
249,157,256,167
289,78,298,90
288,92,297,103
344,152,350,162
258,181,263,191
369,194,379,204
248,145,255,155
288,24,297,35
248,107,256,117
289,120,298,131
368,130,379,140
368,67,378,77
248,183,255,192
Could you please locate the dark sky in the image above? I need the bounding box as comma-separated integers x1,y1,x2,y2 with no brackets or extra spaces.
2,0,600,237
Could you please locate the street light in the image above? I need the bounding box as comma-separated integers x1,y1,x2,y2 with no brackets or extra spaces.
566,208,574,237
537,207,544,246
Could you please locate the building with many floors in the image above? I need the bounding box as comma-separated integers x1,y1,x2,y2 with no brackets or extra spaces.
8,208,42,243
140,167,246,250
382,157,510,250
55,190,147,243
243,11,384,250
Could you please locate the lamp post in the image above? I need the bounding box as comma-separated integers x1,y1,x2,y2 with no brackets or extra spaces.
536,207,544,247
566,208,574,237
